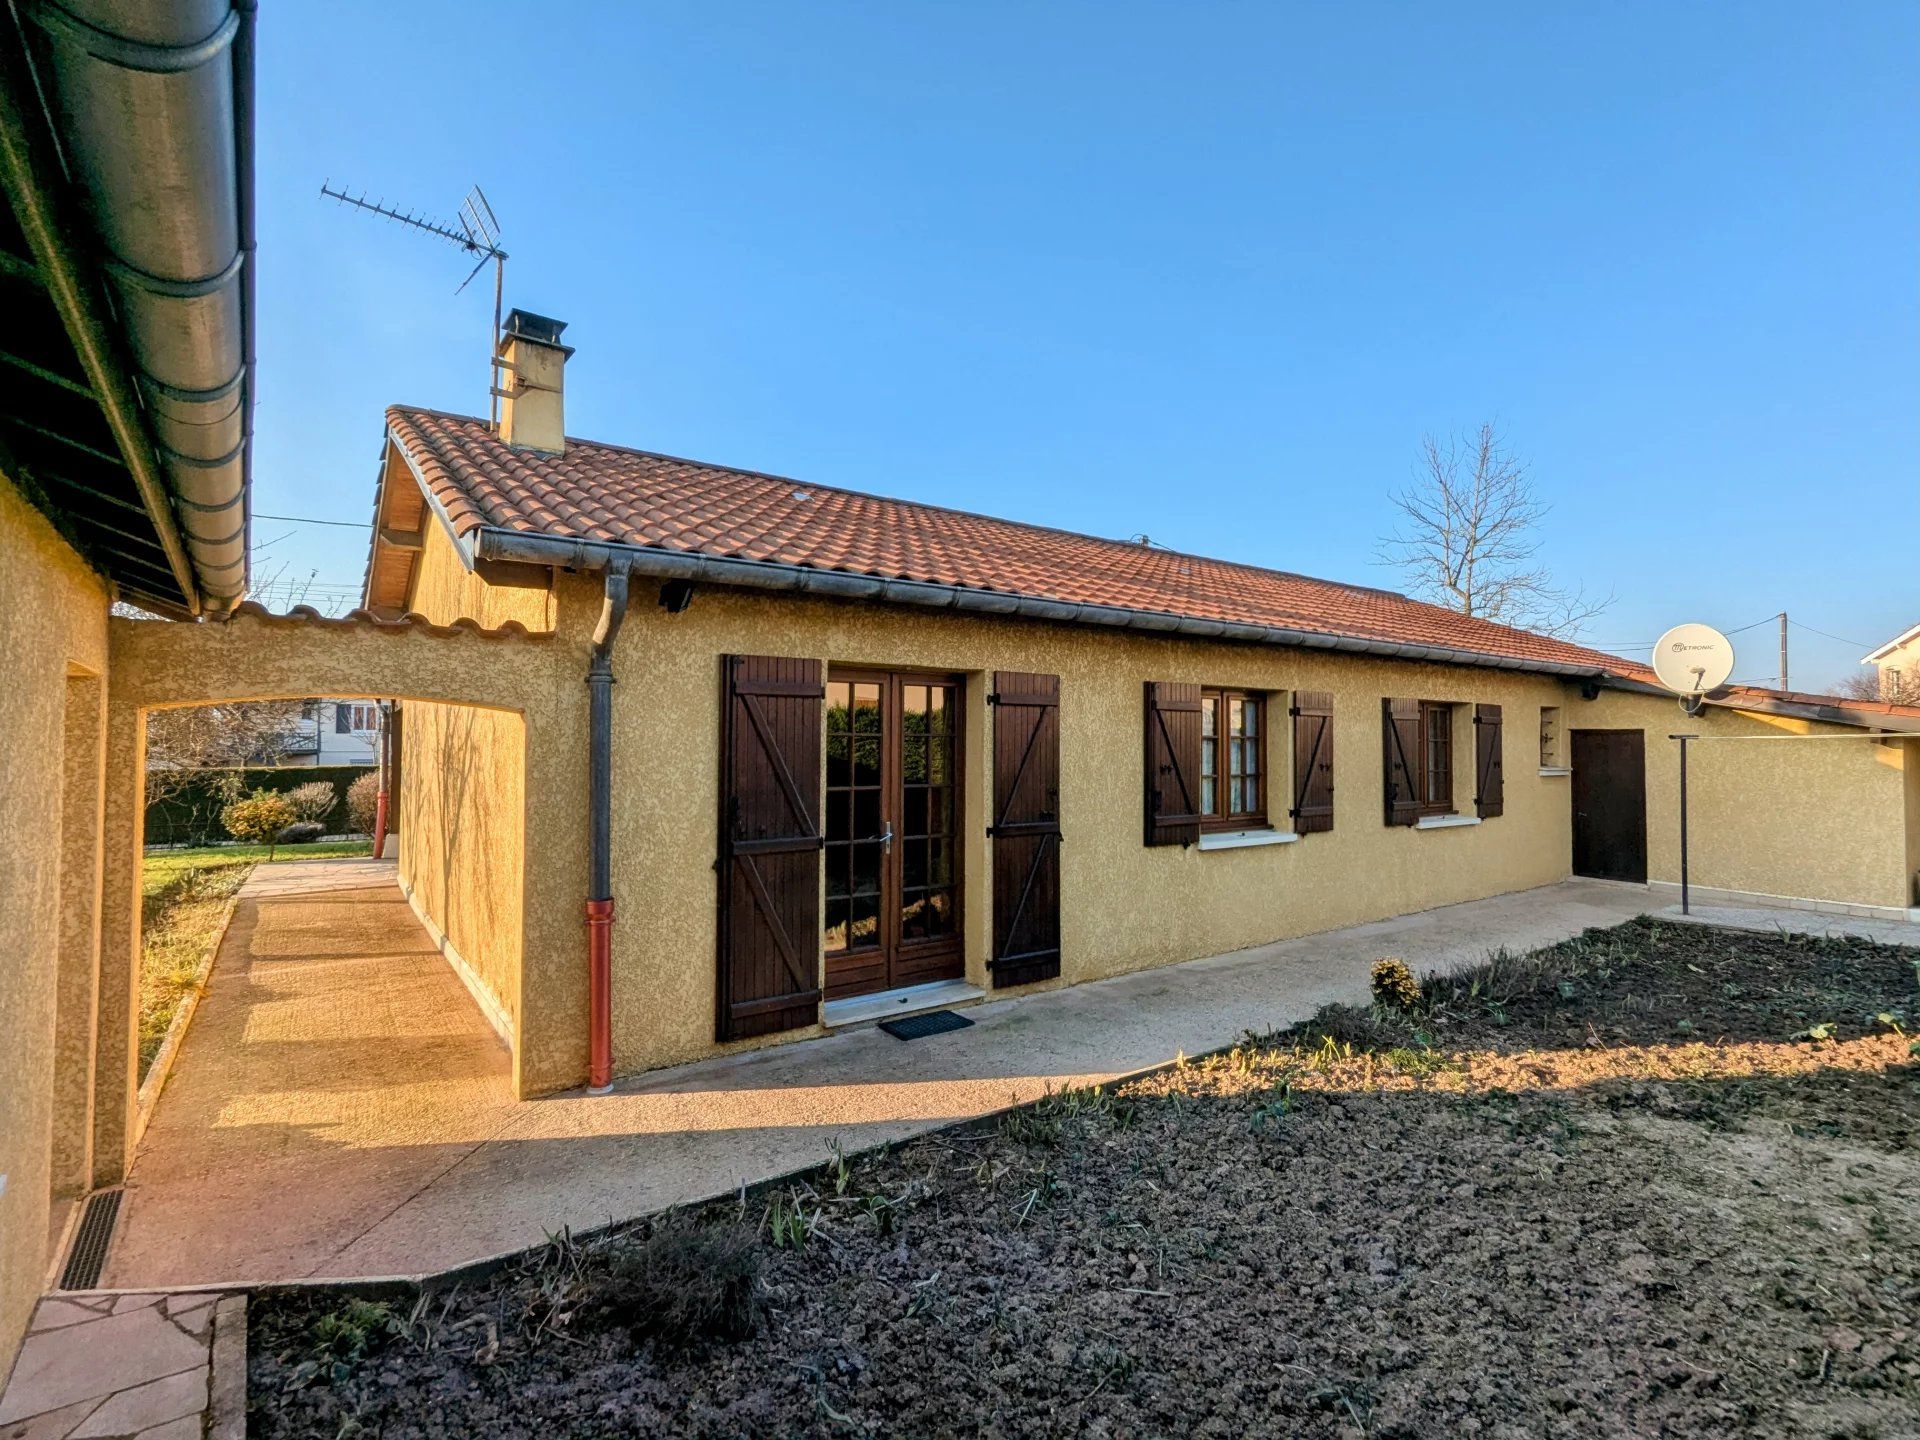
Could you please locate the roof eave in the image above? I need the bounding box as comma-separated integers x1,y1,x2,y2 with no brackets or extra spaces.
469,524,1617,680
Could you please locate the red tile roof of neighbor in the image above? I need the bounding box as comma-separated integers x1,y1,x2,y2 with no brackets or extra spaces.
379,406,1920,724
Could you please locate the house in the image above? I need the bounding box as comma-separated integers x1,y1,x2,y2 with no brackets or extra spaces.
359,311,1920,1104
1863,621,1920,701
284,699,382,767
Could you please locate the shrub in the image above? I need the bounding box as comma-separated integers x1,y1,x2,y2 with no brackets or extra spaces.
1370,958,1423,1013
283,781,337,825
275,821,325,845
221,790,296,859
346,772,380,837
584,1216,762,1345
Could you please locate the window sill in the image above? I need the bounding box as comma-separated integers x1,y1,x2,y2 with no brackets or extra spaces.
1538,766,1572,777
1197,827,1300,851
1415,813,1481,831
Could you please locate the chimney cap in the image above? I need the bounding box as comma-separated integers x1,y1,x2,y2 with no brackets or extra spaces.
501,308,573,354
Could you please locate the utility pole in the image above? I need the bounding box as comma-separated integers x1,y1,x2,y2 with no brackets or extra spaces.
1778,612,1789,693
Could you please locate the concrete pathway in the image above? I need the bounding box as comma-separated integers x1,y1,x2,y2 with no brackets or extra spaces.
103,859,1665,1288
1660,901,1920,948
0,1291,242,1440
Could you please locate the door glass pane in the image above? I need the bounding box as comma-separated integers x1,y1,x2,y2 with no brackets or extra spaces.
825,898,849,952
922,888,954,937
852,841,881,899
849,892,879,949
929,837,952,886
903,785,929,838
854,787,881,842
903,837,929,891
928,686,947,731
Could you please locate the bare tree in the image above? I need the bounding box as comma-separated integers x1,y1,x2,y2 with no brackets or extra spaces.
1378,423,1610,639
1831,669,1919,706
144,699,310,834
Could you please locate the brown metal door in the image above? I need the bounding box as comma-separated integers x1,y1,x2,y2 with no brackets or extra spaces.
824,670,964,1000
1570,729,1647,882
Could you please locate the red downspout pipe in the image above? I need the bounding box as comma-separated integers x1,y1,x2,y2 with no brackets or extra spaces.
585,564,632,1093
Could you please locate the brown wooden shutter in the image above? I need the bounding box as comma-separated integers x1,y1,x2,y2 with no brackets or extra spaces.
1473,703,1504,819
989,672,1062,987
1381,697,1421,827
1288,691,1334,834
716,655,825,1041
1143,681,1202,846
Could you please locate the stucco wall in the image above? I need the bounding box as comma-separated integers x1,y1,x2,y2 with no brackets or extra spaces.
1573,692,1915,909
584,577,1587,1075
0,477,110,1376
407,519,553,633
398,701,528,1042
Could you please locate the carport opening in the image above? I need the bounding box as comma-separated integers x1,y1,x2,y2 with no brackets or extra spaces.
130,694,527,1098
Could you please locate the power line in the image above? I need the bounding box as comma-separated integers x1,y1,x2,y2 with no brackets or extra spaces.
1787,618,1871,649
253,512,371,529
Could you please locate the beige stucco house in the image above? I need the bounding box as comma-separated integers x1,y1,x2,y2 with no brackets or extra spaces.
4,0,1917,1390
1864,621,1920,702
355,313,1920,1111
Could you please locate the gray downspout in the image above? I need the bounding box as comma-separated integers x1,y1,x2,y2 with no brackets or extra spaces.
585,560,633,1093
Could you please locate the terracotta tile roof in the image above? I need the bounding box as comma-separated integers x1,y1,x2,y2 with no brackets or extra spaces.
376,405,1920,730
385,406,1644,674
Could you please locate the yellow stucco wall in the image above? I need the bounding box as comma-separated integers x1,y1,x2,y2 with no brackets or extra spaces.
406,518,553,633
0,477,110,1376
397,702,528,1042
1573,692,1915,909
583,577,1588,1074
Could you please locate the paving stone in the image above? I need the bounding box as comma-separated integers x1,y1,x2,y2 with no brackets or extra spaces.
0,1307,206,1424
134,1419,202,1440
25,1302,105,1335
71,1369,205,1438
110,1296,165,1317
0,1396,101,1440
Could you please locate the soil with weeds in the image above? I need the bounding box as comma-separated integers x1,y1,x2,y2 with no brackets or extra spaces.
250,919,1920,1438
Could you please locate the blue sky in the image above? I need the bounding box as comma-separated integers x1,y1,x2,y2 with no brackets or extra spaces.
253,2,1917,690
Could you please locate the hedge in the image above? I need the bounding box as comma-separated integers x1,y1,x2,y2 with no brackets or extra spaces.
145,764,381,847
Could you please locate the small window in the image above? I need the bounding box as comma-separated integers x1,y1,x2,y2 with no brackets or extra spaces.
347,704,378,732
1886,667,1902,701
1539,705,1562,768
1420,702,1454,813
1199,689,1267,829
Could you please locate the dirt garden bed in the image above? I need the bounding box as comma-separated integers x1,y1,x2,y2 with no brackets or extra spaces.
250,918,1919,1438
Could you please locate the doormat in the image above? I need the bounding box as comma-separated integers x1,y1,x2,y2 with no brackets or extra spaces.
880,1009,975,1041
59,1187,123,1291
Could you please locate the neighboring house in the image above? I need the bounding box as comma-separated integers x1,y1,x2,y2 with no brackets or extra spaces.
0,0,256,1372
282,699,381,767
1863,622,1920,701
358,310,1920,1109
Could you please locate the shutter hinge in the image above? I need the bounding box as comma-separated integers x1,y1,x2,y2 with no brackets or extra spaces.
986,691,1001,706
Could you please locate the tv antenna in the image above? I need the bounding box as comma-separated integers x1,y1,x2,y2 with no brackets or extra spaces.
320,180,510,426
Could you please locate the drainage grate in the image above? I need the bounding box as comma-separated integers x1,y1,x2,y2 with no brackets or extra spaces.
59,1188,123,1291
880,1009,974,1041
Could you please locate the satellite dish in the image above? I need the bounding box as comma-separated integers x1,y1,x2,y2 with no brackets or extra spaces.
1653,623,1735,711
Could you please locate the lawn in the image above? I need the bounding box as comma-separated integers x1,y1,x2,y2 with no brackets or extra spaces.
249,919,1919,1439
138,839,374,1078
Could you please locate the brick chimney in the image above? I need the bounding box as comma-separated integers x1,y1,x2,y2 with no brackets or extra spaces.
496,309,573,453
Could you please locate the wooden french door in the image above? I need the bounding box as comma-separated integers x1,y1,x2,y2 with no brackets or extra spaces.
824,669,965,1000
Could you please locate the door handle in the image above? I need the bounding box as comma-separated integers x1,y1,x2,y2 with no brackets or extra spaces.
878,821,893,855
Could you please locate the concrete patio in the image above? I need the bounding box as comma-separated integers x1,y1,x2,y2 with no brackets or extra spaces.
97,856,1679,1289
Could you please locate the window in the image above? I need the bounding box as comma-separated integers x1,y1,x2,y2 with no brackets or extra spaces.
345,704,377,732
1199,689,1266,828
1539,705,1562,768
1886,667,1902,701
1419,702,1454,813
